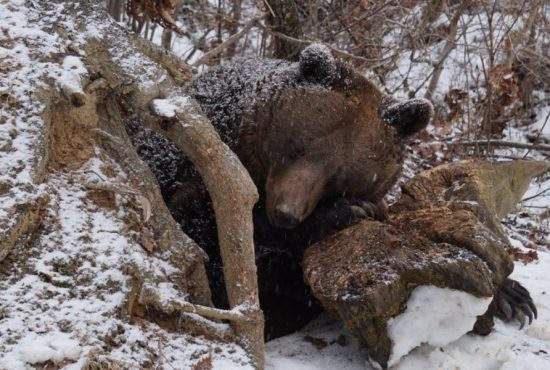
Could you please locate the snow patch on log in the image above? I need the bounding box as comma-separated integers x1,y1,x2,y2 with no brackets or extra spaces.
150,96,192,118
57,56,88,107
387,285,492,367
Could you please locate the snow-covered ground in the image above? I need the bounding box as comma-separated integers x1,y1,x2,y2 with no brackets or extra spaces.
0,2,251,369
0,174,252,370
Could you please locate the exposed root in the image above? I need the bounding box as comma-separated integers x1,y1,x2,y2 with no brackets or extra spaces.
139,283,257,324
0,196,48,262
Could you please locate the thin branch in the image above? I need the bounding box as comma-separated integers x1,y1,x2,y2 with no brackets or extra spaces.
140,284,257,323
193,15,265,67
524,110,550,158
259,25,393,66
522,187,550,202
458,140,550,152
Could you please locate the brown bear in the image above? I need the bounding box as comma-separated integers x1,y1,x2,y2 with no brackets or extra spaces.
134,44,432,338
133,44,534,339
132,44,434,338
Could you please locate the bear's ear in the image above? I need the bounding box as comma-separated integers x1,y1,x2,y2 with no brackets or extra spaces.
299,43,337,84
379,96,434,137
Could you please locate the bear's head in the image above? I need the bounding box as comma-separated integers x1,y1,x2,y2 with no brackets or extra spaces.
243,44,433,229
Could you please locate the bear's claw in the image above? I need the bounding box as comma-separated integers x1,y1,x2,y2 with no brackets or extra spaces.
495,278,537,329
326,198,386,231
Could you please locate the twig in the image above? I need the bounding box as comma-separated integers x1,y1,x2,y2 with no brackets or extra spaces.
81,179,137,195
193,15,265,67
262,0,275,17
92,128,127,148
457,140,550,152
522,187,550,202
524,110,550,158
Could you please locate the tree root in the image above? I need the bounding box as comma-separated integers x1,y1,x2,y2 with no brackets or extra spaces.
140,283,258,324
148,96,264,368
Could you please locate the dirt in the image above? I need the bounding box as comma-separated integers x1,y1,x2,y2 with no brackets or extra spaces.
45,93,98,171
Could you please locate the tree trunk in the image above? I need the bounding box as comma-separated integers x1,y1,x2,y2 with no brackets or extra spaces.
225,0,243,58
161,27,173,50
108,0,125,22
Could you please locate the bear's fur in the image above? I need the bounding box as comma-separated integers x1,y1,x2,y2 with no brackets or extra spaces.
132,44,433,338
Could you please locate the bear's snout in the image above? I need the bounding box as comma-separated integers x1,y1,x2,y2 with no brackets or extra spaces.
265,160,329,229
271,204,301,229
267,196,311,229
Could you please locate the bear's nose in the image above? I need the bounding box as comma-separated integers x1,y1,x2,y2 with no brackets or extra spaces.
272,204,300,229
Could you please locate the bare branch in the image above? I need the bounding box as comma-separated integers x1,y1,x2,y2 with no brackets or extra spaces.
193,15,265,67
424,2,467,100
140,284,257,323
458,140,550,152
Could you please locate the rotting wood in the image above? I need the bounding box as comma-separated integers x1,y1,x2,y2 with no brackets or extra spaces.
0,197,48,263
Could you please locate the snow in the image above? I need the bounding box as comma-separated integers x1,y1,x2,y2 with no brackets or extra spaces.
56,55,88,99
0,2,63,283
392,248,550,370
0,170,251,369
150,96,192,118
3,332,81,369
266,315,369,370
386,286,492,367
